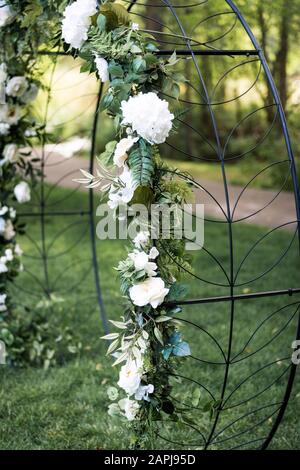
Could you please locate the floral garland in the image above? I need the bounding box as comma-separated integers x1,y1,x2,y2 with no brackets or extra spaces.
61,0,194,445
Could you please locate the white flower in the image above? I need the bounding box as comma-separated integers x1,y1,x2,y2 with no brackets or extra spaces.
61,0,98,49
0,216,5,233
0,1,14,27
9,207,16,219
131,22,139,31
149,246,159,259
133,231,149,249
14,244,23,257
0,123,9,135
3,220,15,240
21,83,39,103
4,248,13,261
117,359,141,396
118,398,140,421
0,293,7,312
2,143,18,163
0,206,8,216
129,250,157,277
14,181,31,203
0,104,21,125
6,76,28,97
121,92,174,144
135,384,154,402
113,136,138,167
108,165,135,209
94,56,109,83
129,277,169,308
0,257,8,273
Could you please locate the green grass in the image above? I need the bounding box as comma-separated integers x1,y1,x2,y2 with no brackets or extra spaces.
0,185,299,450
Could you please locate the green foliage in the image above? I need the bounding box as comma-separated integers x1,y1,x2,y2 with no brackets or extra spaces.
128,139,155,187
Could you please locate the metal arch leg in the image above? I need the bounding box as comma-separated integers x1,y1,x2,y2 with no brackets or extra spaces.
88,83,109,335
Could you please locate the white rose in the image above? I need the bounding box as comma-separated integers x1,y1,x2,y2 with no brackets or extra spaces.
14,181,31,203
94,56,109,83
6,76,28,97
129,250,157,277
4,248,13,261
133,231,149,249
3,219,15,240
61,0,98,49
135,384,154,402
21,83,39,103
3,143,18,163
129,277,169,308
0,1,14,27
117,359,141,396
118,398,139,421
121,92,174,144
113,136,138,167
108,165,135,209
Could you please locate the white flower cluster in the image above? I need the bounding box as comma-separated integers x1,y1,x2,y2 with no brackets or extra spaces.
0,62,38,135
61,0,98,49
121,92,174,145
94,55,109,83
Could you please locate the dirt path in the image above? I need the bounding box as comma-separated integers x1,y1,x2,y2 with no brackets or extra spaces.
43,151,298,231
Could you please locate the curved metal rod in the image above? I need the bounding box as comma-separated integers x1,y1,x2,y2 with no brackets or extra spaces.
226,0,300,450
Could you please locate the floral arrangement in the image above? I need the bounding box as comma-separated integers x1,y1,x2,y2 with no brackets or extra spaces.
62,0,195,445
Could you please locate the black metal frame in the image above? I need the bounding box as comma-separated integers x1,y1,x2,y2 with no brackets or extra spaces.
17,0,300,450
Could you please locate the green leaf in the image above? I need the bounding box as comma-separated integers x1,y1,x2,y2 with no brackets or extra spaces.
101,333,119,341
132,57,146,73
108,64,124,79
154,326,164,346
100,93,114,111
128,139,154,187
155,316,172,323
99,140,117,165
97,13,107,32
192,388,201,407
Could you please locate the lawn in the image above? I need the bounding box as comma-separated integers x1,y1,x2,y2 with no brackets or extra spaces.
0,185,299,450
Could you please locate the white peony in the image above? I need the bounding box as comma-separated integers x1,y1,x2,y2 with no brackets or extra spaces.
0,1,14,27
133,230,149,249
129,276,169,308
135,384,154,402
118,397,140,421
3,219,15,240
121,92,174,144
6,76,28,97
61,0,98,49
113,136,138,167
129,250,157,277
2,143,18,163
14,181,31,203
117,359,141,396
21,83,39,103
108,165,136,209
94,56,109,83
